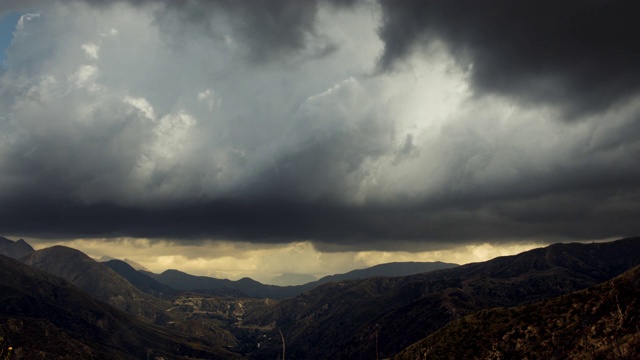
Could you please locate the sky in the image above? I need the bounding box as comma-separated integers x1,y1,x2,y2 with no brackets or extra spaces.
0,12,21,67
1,0,639,284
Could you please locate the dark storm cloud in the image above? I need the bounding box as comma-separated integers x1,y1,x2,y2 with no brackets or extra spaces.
2,0,640,252
1,0,357,62
378,0,640,116
3,185,640,250
86,0,356,62
150,0,320,62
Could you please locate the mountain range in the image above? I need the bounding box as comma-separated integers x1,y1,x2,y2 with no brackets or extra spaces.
395,263,640,359
137,260,457,300
0,254,238,359
241,238,640,359
1,235,639,359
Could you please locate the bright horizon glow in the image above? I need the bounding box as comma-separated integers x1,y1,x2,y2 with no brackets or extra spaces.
18,236,594,285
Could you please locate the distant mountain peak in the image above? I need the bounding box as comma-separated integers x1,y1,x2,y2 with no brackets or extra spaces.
103,259,175,299
98,255,117,262
97,255,149,272
162,268,185,275
0,236,34,260
123,258,149,271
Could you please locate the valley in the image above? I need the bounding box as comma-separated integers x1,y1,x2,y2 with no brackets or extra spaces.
1,236,640,359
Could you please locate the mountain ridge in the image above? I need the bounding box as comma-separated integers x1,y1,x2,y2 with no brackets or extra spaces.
0,254,239,359
103,259,177,299
144,261,458,300
0,237,34,260
314,261,458,285
16,244,170,324
242,238,640,359
2,236,640,359
395,263,640,359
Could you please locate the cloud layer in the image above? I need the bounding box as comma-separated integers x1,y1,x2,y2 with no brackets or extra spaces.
378,0,640,117
1,0,640,252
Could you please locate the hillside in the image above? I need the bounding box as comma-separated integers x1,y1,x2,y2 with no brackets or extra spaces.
0,254,240,359
0,238,278,354
22,246,170,324
104,259,177,299
314,261,457,285
395,264,640,359
2,236,639,359
243,238,640,359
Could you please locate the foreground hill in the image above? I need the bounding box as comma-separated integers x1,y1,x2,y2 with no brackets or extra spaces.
395,264,640,359
243,238,640,359
0,254,239,359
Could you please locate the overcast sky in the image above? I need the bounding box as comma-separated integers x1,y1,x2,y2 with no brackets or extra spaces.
1,0,639,282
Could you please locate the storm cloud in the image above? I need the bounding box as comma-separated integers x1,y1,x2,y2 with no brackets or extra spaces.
378,0,640,117
1,0,639,252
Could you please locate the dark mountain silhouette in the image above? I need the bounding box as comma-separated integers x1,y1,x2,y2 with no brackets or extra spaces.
123,258,150,271
104,259,177,299
0,236,34,260
0,238,274,350
0,254,240,359
99,255,150,271
146,269,295,298
22,245,170,324
395,264,640,359
243,238,640,359
146,261,457,300
264,262,457,286
314,261,457,285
